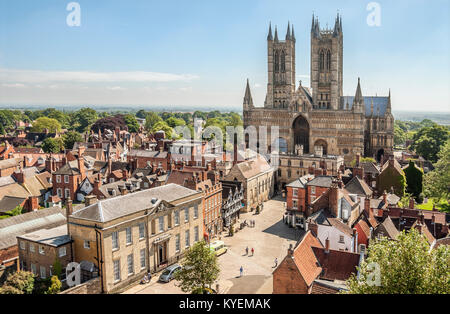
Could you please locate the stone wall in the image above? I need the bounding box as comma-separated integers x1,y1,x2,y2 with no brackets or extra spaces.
59,277,101,294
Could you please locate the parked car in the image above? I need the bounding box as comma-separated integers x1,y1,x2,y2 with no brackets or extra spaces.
158,264,182,283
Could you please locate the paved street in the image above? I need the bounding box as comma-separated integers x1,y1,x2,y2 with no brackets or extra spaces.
123,196,303,294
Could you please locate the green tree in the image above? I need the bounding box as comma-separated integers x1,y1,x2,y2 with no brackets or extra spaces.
145,112,163,131
0,285,23,294
165,116,186,128
124,114,140,133
404,160,424,201
173,240,220,293
410,124,449,163
423,139,450,200
31,117,62,133
5,205,23,217
135,109,147,119
344,229,450,294
394,123,406,146
42,137,64,153
152,121,173,138
45,276,61,294
52,257,63,278
1,271,35,294
74,108,98,132
63,131,83,150
42,108,70,129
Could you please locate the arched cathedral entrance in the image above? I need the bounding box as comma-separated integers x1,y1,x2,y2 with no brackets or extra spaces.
293,115,310,154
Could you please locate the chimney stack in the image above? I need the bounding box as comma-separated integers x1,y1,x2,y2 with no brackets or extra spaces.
325,238,330,254
65,198,73,235
288,243,294,257
85,195,98,206
383,190,387,205
353,228,358,253
409,197,415,209
308,221,318,236
364,195,371,217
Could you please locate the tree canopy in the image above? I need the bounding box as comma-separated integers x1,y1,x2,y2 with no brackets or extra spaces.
42,137,64,153
31,117,62,133
345,229,450,294
404,160,424,201
410,124,449,163
173,240,220,293
424,139,450,201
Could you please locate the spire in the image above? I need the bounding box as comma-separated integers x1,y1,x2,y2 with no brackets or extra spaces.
387,89,392,113
339,14,343,32
311,13,315,33
267,22,273,41
291,24,295,41
286,22,291,40
333,12,340,36
243,79,254,109
355,77,363,104
370,97,374,116
274,26,279,42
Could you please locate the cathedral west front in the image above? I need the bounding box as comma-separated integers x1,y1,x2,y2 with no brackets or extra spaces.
243,14,394,164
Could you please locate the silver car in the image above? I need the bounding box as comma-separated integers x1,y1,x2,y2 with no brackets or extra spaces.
158,264,182,283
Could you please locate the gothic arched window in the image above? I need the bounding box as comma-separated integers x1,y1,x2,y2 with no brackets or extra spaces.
326,50,331,71
281,51,286,73
274,51,280,72
319,50,324,72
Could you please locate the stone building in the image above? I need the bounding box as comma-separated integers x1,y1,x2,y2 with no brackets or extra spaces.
223,153,274,212
17,225,72,280
66,184,203,293
243,15,394,164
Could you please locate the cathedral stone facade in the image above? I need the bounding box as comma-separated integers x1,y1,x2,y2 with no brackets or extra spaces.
243,15,394,164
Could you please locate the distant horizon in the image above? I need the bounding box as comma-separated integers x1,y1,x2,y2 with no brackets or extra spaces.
0,103,449,115
1,0,449,112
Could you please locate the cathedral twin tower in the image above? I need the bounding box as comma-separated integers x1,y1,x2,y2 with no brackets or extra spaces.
243,14,394,163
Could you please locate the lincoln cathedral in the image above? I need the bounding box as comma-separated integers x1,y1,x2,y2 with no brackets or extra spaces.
243,14,394,163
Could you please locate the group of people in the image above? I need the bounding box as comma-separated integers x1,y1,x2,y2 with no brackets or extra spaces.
245,246,255,256
140,271,152,284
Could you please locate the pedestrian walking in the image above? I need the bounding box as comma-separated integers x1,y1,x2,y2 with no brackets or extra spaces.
240,266,243,277
274,258,278,268
245,246,249,255
251,247,254,256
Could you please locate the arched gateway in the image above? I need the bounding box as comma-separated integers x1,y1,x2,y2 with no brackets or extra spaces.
293,115,310,154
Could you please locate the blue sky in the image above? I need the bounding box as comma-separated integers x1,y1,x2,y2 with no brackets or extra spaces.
0,0,449,112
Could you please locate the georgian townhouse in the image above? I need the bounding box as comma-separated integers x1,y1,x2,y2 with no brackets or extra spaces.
66,183,203,293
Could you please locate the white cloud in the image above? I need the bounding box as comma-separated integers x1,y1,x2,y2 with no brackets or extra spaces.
2,83,25,88
107,86,125,91
0,68,199,84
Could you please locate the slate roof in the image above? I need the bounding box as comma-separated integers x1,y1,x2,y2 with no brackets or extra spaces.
0,206,66,250
71,183,201,223
0,158,19,170
17,224,71,247
0,196,26,213
340,96,389,117
128,149,168,159
361,162,380,174
286,174,315,188
234,154,272,179
306,176,333,188
345,176,373,196
377,216,400,240
378,193,400,206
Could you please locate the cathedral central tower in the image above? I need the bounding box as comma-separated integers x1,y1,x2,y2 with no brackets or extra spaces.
310,14,343,110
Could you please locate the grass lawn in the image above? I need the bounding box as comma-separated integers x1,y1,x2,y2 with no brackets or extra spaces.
416,199,448,211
